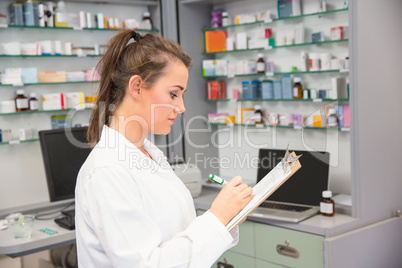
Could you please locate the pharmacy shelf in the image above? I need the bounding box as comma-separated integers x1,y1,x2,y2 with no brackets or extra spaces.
209,122,350,131
0,139,39,146
0,55,102,58
203,39,348,55
3,25,159,32
201,8,348,31
0,81,99,87
203,69,348,79
0,107,93,116
205,98,349,102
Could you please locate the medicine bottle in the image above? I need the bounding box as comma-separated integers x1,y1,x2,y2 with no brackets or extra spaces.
327,108,338,127
222,11,229,26
254,105,264,125
140,11,153,30
293,77,303,99
15,89,29,112
54,0,69,28
320,190,335,216
29,92,39,111
257,53,265,74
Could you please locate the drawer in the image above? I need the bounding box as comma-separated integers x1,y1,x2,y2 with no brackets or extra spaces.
256,259,286,268
214,251,256,268
196,210,255,257
255,223,323,268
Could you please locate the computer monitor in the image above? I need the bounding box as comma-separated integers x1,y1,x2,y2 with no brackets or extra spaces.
39,127,91,202
257,149,330,206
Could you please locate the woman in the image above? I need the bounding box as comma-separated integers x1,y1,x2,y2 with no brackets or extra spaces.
75,30,253,267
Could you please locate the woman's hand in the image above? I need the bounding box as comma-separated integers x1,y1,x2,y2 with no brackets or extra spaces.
209,176,253,226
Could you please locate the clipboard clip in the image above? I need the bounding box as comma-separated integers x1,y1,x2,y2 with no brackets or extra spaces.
281,142,302,174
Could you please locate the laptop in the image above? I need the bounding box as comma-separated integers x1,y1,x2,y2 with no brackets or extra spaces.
249,149,330,223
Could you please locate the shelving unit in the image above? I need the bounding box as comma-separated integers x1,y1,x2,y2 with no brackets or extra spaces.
203,39,348,55
0,0,163,211
0,107,93,116
0,138,40,146
206,98,349,102
0,81,99,87
203,69,348,78
201,8,348,31
6,25,159,32
208,121,350,131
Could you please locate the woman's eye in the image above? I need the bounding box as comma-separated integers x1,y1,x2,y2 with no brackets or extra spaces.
170,93,178,99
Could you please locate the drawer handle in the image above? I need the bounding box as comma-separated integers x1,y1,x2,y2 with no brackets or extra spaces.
276,244,300,259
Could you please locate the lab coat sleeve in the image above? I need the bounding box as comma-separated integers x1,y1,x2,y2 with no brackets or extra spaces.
81,165,237,268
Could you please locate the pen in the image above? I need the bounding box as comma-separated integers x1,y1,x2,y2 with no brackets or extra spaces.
209,174,228,185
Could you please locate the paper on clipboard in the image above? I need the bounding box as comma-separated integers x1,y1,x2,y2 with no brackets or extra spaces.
226,150,302,232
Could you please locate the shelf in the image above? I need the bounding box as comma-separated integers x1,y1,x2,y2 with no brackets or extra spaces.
4,25,159,32
203,69,347,79
0,81,99,87
0,55,102,58
0,139,39,146
209,122,350,131
203,39,348,55
201,8,348,31
0,107,93,116
206,98,349,102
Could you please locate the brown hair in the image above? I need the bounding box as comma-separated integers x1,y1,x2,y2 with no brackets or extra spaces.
87,30,192,146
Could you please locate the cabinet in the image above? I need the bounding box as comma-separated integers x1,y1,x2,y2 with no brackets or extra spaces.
182,0,351,192
0,0,161,210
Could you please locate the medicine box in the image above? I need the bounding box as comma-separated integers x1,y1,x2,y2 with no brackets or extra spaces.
335,105,344,127
331,27,344,40
42,93,66,110
51,115,71,129
240,108,255,124
202,60,227,76
0,129,12,142
236,32,247,50
66,92,85,109
38,71,66,83
312,32,324,43
66,71,86,82
261,80,274,99
21,68,38,84
281,75,292,99
343,105,350,127
273,81,282,99
205,31,227,52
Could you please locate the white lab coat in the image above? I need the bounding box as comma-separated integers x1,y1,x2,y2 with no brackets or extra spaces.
75,125,239,268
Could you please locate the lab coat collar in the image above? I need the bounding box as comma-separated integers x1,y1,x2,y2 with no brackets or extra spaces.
98,125,170,169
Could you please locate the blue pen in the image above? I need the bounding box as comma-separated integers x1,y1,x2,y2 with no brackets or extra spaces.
209,174,228,185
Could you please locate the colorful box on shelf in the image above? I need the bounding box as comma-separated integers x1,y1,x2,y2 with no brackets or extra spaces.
242,80,261,99
236,60,256,75
42,93,66,110
19,128,37,141
279,113,294,126
278,0,302,18
51,115,71,129
207,81,226,100
21,42,40,55
0,129,12,142
66,92,85,109
240,108,255,124
205,31,227,53
84,69,100,81
38,71,66,83
66,71,85,82
0,42,21,55
202,60,227,76
261,80,274,99
4,67,38,84
248,38,275,49
331,27,344,40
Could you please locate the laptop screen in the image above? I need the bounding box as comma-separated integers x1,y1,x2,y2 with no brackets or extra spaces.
257,149,330,206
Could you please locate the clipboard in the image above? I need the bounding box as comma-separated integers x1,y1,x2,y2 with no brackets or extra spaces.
226,151,302,232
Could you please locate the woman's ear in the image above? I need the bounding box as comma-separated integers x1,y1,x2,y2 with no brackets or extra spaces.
128,75,142,99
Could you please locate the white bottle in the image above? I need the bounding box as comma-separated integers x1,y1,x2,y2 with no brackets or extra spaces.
54,0,69,27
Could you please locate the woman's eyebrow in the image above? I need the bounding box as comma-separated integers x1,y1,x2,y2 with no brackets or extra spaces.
171,85,184,90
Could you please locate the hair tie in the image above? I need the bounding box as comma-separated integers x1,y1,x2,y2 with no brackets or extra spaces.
133,32,142,42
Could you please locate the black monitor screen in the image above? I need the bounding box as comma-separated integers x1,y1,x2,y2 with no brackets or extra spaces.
39,127,91,202
257,149,330,206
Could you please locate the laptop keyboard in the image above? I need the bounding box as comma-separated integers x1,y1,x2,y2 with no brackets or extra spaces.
260,202,311,212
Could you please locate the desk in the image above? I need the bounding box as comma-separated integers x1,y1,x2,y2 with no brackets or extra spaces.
0,200,75,258
0,188,357,259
